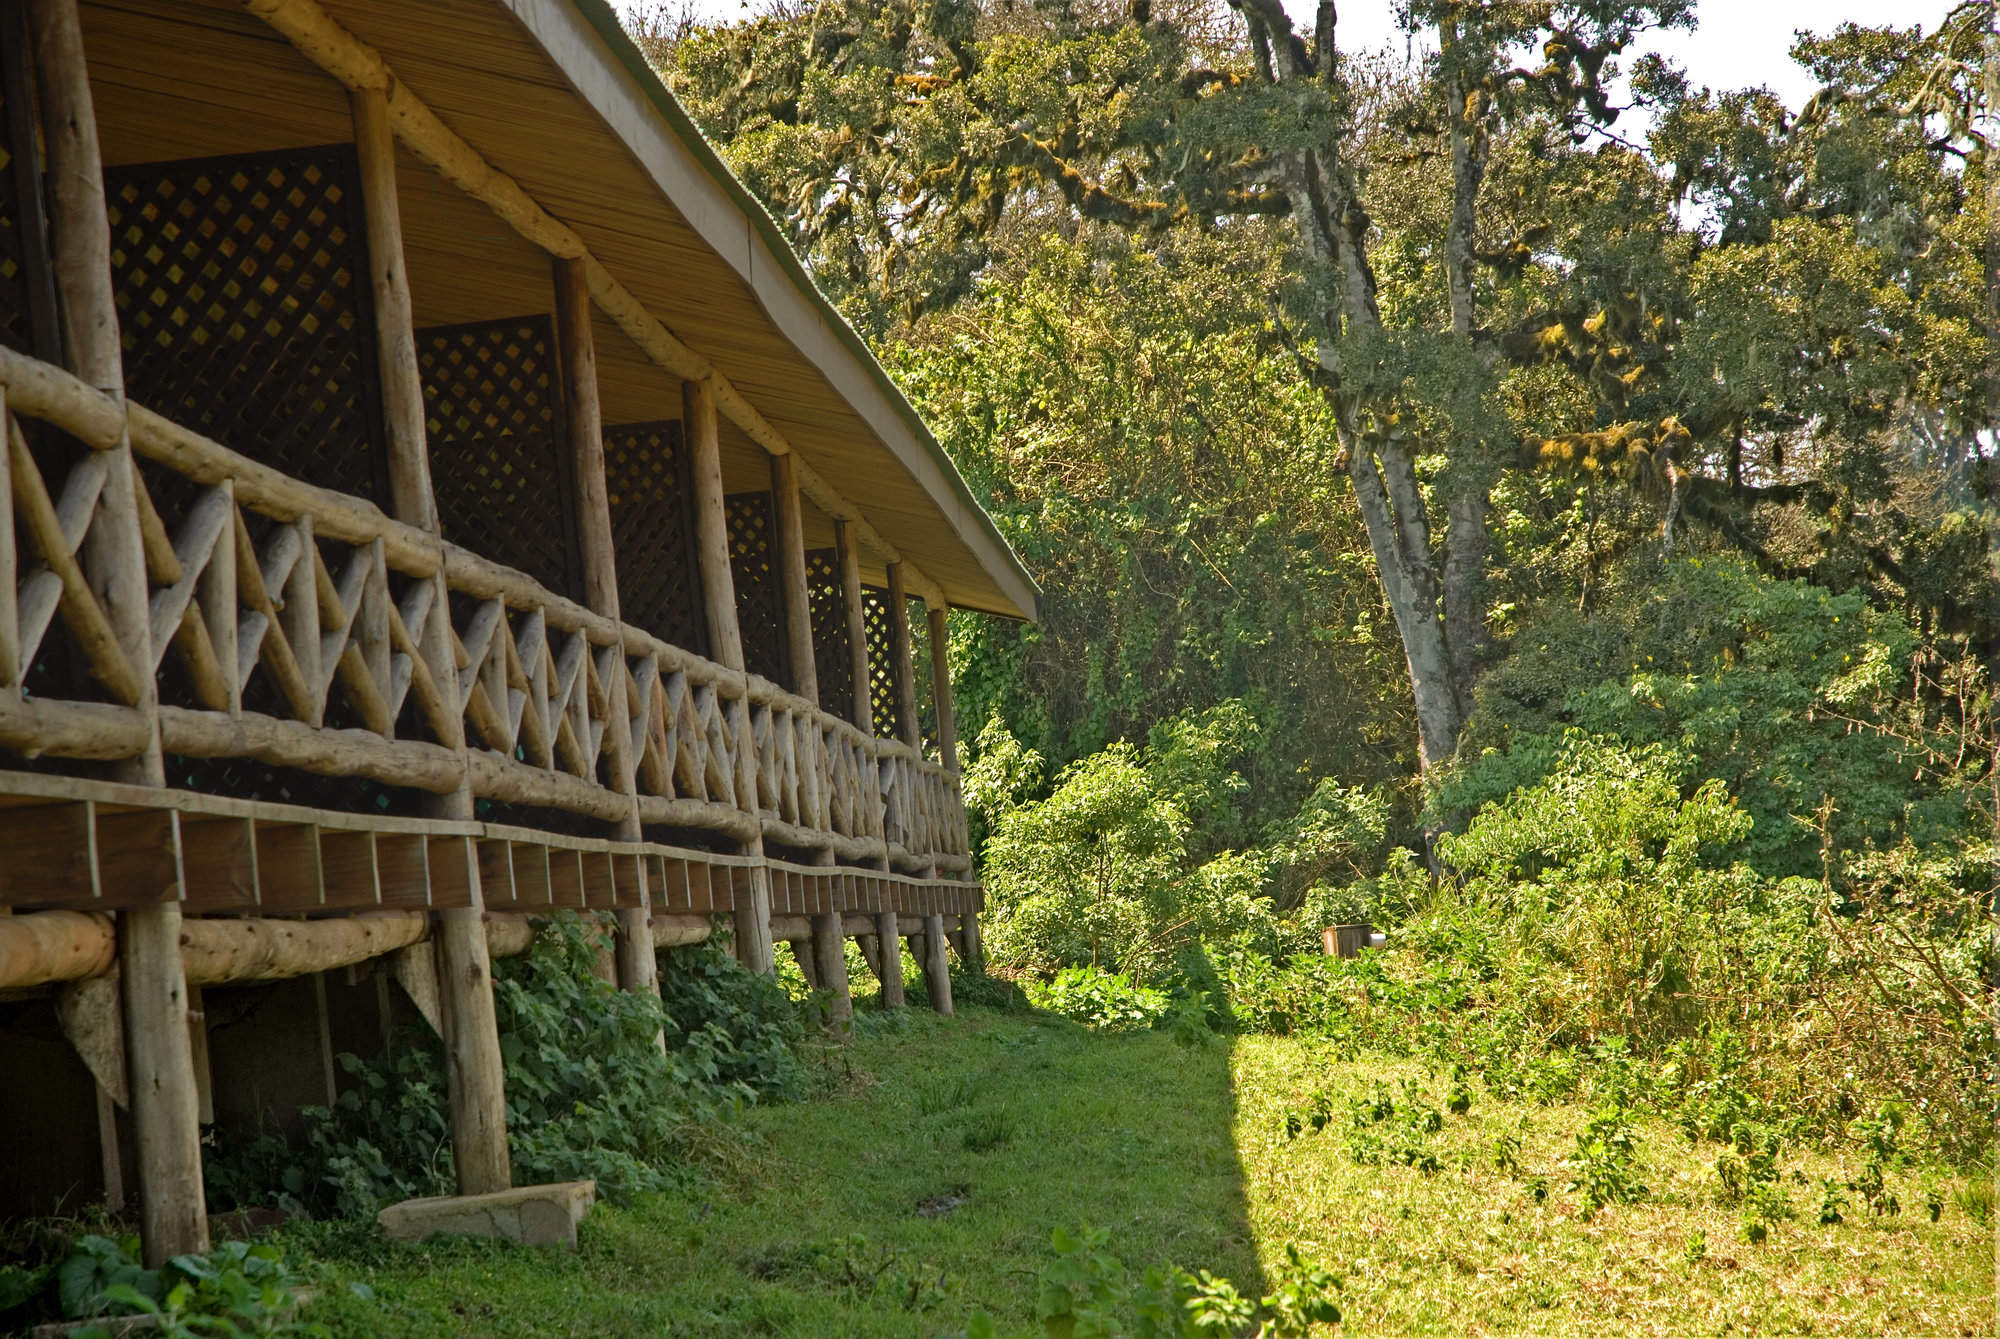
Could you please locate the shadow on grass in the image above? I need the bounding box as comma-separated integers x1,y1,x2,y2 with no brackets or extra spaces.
301,987,1260,1338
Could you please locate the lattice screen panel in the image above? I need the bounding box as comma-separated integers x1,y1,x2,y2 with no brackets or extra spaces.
725,491,791,688
106,145,388,506
605,420,706,656
419,316,582,603
861,584,901,743
805,547,852,721
0,78,31,355
908,594,938,754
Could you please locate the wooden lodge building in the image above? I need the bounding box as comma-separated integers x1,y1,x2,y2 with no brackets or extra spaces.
0,0,1036,1260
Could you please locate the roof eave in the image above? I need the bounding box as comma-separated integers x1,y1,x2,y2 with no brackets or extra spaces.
494,0,1040,622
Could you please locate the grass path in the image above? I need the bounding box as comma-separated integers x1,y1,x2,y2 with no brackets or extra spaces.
297,1008,1992,1337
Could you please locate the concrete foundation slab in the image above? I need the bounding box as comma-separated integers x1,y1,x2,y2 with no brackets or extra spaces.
377,1180,596,1248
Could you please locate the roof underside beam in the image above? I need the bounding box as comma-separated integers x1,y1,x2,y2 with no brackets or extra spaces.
239,0,951,611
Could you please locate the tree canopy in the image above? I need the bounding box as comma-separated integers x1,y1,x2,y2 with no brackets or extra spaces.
646,0,1993,811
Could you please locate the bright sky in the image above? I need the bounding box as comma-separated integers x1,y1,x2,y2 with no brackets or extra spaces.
616,0,1959,110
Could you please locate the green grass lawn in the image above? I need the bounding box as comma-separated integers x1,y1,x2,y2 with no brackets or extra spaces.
294,1007,1993,1337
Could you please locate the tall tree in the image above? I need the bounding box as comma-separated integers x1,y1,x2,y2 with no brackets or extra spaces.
649,0,1994,775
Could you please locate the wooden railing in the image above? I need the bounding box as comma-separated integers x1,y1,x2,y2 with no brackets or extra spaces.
0,345,971,878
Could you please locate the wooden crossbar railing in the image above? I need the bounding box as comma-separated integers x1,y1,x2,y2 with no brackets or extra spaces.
0,345,973,884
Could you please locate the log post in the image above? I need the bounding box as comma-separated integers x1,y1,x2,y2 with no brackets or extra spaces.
435,896,511,1194
838,528,901,1005
927,604,959,773
928,601,983,975
770,453,817,702
772,455,851,1026
874,907,906,1008
686,376,773,974
888,568,950,1013
353,89,510,1195
553,256,657,1010
350,88,433,531
921,912,954,1017
32,0,200,1263
886,563,921,753
838,523,873,735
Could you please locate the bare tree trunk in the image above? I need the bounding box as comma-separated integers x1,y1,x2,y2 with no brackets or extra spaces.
1442,490,1488,710
1346,439,1465,771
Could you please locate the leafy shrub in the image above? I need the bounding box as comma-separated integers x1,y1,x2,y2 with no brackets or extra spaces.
1567,1105,1647,1218
1448,559,1948,880
965,1227,1339,1339
207,917,805,1218
951,967,1033,1011
975,705,1386,982
0,1234,324,1337
1027,966,1171,1031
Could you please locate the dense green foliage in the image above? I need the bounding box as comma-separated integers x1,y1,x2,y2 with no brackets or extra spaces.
0,1233,323,1337
649,0,1995,786
205,919,805,1219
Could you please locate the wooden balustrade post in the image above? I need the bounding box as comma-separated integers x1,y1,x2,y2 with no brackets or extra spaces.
887,565,950,1013
926,604,959,772
771,454,817,702
686,376,774,973
31,0,201,1263
353,88,509,1194
350,88,433,532
771,455,850,1024
886,563,921,753
554,256,658,1014
837,527,902,1005
837,523,873,736
927,601,983,975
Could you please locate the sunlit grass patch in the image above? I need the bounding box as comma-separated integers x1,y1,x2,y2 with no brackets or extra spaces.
296,1011,1991,1337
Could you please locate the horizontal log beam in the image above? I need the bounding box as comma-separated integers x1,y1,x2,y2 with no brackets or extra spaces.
160,707,464,794
180,911,428,985
0,694,150,759
0,909,546,991
649,913,710,948
0,909,114,988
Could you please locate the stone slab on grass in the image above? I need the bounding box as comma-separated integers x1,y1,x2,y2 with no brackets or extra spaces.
378,1180,596,1249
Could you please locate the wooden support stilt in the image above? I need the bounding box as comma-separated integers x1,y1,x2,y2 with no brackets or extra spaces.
553,256,659,1014
926,601,982,977
118,902,207,1260
773,456,851,1026
435,898,511,1195
354,88,511,1195
311,972,337,1107
186,983,213,1125
875,910,906,1008
686,376,773,975
921,912,953,1017
962,911,986,977
791,938,820,991
94,1084,124,1213
32,0,197,1260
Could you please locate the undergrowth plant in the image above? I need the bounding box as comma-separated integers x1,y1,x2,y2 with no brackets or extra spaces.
205,918,805,1218
1027,966,1171,1031
0,1234,323,1337
964,1227,1339,1339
